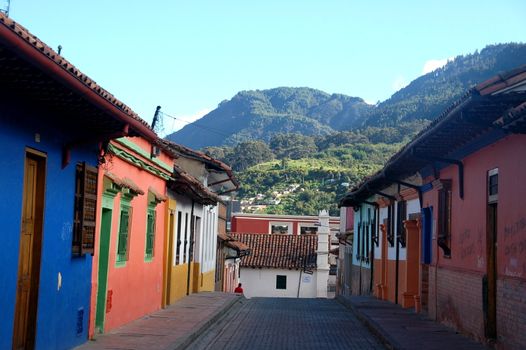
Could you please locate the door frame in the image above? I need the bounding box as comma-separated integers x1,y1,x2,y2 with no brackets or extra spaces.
13,148,47,349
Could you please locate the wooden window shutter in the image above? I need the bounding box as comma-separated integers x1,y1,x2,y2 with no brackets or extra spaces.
145,209,156,258
72,162,98,256
117,207,132,261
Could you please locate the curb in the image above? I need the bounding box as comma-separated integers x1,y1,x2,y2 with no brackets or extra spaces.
172,295,244,350
336,295,402,350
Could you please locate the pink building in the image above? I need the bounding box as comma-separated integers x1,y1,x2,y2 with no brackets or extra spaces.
89,137,175,336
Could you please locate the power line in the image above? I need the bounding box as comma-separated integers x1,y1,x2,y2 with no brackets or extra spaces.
161,111,232,138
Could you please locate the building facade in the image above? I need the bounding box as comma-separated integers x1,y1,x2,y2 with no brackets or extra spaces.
340,66,526,348
0,13,156,350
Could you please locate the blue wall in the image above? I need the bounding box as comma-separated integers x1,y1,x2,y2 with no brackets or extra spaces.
0,106,96,349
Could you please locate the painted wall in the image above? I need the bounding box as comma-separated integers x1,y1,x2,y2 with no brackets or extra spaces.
0,105,96,349
422,134,526,347
232,215,340,235
89,137,169,335
240,268,318,298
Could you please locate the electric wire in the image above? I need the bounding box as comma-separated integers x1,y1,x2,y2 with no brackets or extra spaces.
161,111,231,138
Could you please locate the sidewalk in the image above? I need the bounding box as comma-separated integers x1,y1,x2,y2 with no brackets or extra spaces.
337,295,488,350
77,292,243,350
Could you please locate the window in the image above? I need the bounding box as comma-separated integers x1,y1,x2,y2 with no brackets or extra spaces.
72,162,98,256
488,168,498,203
176,211,182,265
276,275,287,289
300,226,318,235
437,180,452,257
386,204,394,247
183,213,189,263
271,224,289,234
117,204,132,262
145,208,156,260
396,201,407,248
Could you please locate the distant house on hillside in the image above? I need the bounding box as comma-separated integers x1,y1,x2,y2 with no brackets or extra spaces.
231,211,332,298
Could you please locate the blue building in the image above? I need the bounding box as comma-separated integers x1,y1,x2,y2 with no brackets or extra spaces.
0,14,156,349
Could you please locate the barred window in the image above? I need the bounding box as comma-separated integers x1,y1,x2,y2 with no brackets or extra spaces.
72,162,98,256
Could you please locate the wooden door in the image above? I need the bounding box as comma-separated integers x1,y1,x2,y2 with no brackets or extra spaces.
95,207,112,333
164,211,175,306
485,203,497,340
13,151,46,349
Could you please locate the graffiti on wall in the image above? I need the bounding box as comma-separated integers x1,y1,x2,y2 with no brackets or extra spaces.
503,216,526,278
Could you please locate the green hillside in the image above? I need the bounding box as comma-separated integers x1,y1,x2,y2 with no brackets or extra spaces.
169,43,526,216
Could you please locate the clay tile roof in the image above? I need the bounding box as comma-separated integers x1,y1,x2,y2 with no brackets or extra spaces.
160,140,239,191
105,171,124,186
230,233,317,269
120,177,144,195
0,13,155,139
218,232,231,241
169,164,222,205
148,186,167,202
225,240,251,252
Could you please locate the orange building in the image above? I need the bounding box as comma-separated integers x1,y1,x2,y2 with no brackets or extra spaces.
89,137,175,336
340,66,526,348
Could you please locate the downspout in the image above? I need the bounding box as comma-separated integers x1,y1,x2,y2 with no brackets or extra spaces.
395,186,400,305
358,208,363,295
186,200,195,295
363,201,379,294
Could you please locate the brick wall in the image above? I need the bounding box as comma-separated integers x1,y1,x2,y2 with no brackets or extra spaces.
497,277,526,349
429,266,484,342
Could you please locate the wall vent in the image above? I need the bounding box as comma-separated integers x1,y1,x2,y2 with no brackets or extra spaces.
76,308,84,336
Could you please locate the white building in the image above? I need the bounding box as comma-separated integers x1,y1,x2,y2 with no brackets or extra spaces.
231,211,331,298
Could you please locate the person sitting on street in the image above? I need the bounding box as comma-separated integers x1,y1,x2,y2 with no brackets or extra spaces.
234,283,244,294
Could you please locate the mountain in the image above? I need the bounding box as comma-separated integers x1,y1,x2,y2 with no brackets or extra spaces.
165,87,372,149
364,43,526,127
166,43,526,149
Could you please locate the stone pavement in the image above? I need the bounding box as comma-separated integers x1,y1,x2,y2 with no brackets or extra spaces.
337,295,488,350
187,297,385,349
76,292,242,350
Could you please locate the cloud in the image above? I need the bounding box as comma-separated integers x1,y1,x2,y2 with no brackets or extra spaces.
164,108,212,135
422,57,454,75
392,75,408,92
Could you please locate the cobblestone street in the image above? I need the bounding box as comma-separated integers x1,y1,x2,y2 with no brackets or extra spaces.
188,298,385,350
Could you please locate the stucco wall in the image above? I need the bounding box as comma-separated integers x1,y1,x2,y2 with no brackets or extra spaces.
240,268,318,298
0,106,97,349
90,139,168,334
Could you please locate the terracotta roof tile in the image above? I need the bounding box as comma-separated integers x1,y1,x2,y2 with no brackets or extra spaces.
0,13,154,137
169,164,221,205
148,186,167,202
231,233,317,269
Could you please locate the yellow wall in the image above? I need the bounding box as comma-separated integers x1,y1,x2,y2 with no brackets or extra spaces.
169,264,189,303
199,270,216,292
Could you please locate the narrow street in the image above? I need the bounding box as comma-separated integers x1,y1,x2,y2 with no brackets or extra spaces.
188,298,385,350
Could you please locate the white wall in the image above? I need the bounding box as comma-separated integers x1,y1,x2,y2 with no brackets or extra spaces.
240,268,318,298
200,204,218,273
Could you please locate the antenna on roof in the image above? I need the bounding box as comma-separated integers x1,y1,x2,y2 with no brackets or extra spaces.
0,0,11,16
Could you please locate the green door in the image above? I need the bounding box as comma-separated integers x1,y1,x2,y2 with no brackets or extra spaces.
95,207,112,333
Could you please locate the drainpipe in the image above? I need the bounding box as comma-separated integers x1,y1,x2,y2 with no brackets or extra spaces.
186,200,195,295
358,208,363,295
394,203,400,305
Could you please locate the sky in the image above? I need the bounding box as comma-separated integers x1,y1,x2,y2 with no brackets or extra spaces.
6,0,526,135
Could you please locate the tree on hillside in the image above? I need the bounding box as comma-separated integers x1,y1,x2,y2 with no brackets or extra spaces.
269,133,318,159
227,141,274,171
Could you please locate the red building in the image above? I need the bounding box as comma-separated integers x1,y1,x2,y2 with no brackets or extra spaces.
340,66,526,348
231,213,340,235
